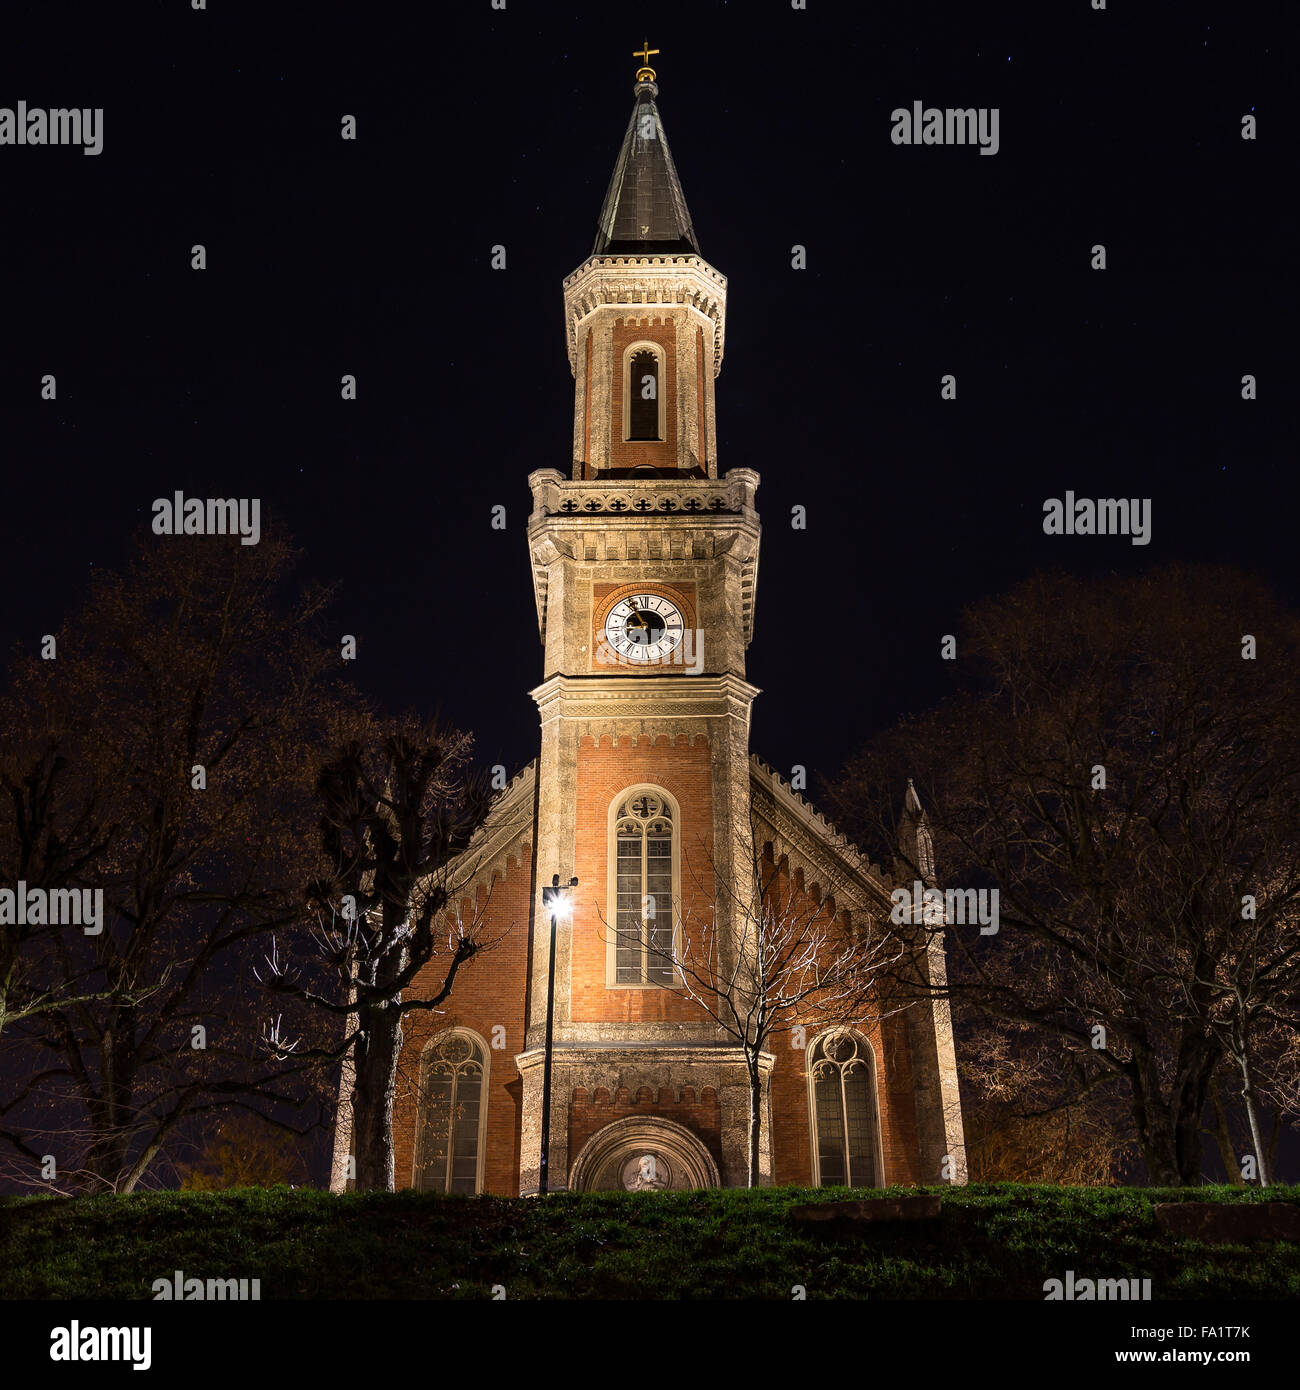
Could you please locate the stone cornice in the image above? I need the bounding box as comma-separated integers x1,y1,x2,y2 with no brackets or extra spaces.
530,672,760,725
561,254,727,377
528,467,758,522
516,1043,774,1075
527,468,761,645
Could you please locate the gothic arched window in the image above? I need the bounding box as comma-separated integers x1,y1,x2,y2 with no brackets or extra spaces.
414,1029,488,1193
807,1030,882,1188
609,787,677,986
625,344,663,442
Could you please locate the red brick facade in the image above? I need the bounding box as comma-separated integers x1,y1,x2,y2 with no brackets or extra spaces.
387,782,934,1193
572,733,715,1026
569,1084,722,1177
392,847,535,1196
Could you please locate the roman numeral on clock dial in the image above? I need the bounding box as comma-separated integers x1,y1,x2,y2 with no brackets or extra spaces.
604,592,686,664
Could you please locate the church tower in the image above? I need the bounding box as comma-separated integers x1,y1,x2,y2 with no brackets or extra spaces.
519,49,765,1191
366,49,966,1200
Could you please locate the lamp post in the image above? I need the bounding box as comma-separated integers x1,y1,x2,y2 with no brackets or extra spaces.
538,871,577,1197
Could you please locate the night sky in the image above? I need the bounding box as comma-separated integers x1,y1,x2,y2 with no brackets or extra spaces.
1,0,1291,803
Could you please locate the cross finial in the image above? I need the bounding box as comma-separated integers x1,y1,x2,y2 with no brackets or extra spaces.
633,38,659,82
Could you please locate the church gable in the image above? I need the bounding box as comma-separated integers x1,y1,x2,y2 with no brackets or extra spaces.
749,754,895,918
444,759,538,910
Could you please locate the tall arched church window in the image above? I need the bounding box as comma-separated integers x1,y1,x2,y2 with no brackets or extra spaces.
808,1030,882,1188
612,789,676,985
414,1029,488,1193
626,346,662,441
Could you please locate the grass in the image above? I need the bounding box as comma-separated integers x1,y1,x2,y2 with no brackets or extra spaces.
2,1183,1297,1300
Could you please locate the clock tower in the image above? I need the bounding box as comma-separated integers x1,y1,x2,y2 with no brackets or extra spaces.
519,55,767,1190
354,51,967,1200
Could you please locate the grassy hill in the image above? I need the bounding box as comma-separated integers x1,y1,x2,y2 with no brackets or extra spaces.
3,1183,1298,1300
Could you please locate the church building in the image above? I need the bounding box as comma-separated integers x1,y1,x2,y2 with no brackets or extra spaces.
334,51,965,1195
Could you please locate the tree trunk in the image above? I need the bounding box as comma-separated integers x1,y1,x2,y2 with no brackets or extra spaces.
1208,1075,1244,1186
82,1116,131,1192
345,897,413,1193
747,1061,762,1189
1231,1010,1271,1187
80,1010,138,1192
349,1001,404,1192
1128,1039,1215,1187
1173,1057,1213,1187
1128,1054,1180,1185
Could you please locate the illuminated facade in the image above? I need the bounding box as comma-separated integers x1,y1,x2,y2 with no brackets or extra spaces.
332,62,965,1194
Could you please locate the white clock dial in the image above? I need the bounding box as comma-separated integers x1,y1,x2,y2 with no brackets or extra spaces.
603,593,685,663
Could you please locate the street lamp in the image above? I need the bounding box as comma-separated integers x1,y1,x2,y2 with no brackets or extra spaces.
538,871,577,1197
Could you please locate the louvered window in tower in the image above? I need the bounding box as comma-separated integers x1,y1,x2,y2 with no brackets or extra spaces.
627,348,661,440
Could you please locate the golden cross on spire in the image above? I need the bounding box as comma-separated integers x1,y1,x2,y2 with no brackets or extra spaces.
633,38,659,82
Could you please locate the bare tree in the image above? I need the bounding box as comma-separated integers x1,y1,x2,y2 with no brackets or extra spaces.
0,529,350,1193
173,1110,313,1189
829,566,1300,1186
960,1020,1136,1183
1199,877,1300,1188
0,737,137,1039
256,716,501,1192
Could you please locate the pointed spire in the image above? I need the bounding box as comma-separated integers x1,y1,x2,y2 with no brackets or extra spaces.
899,778,936,882
592,60,699,257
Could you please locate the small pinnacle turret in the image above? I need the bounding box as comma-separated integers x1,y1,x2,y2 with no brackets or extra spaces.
899,778,937,882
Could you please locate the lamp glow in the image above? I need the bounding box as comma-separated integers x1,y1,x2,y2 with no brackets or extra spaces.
538,871,578,1196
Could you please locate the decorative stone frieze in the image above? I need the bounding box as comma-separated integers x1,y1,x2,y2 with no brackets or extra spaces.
526,468,760,651
562,255,727,378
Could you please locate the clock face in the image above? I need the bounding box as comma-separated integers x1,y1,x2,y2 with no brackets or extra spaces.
603,593,685,663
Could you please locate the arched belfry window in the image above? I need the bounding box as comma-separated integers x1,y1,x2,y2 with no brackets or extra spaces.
414,1028,488,1193
807,1030,883,1188
624,343,664,442
609,787,678,986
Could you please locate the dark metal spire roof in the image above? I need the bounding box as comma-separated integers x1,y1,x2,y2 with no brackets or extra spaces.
592,79,699,256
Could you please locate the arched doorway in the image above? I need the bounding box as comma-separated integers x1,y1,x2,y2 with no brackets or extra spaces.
568,1115,721,1192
